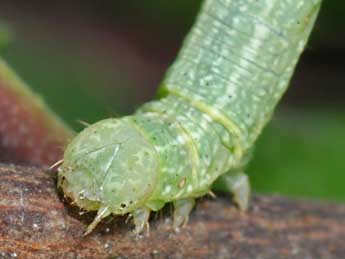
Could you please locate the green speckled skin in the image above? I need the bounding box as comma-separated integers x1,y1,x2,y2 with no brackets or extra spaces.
60,119,159,213
58,0,321,233
161,0,321,150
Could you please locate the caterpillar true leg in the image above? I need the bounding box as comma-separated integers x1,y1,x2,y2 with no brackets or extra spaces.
173,198,195,230
84,206,111,236
215,172,250,211
132,207,151,234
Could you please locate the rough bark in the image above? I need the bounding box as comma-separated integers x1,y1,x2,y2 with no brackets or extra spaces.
0,163,344,259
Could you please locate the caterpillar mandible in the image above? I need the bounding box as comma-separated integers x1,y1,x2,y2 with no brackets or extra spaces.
57,0,322,234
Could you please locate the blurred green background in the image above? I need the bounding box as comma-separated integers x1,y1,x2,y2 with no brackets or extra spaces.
0,0,344,201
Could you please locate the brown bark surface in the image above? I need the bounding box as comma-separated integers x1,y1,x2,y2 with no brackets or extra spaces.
0,163,344,259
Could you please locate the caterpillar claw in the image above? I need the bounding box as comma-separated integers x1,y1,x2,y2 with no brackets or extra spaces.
84,206,111,236
231,173,250,211
173,198,195,230
132,207,151,235
208,190,217,199
223,172,250,211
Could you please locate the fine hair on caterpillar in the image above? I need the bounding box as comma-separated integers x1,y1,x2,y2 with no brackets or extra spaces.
57,0,322,235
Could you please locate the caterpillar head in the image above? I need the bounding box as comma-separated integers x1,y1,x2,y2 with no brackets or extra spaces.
58,118,159,216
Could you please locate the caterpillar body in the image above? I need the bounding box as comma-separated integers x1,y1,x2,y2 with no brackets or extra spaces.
58,0,321,234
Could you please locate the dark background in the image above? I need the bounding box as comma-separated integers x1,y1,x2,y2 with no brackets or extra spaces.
0,0,344,201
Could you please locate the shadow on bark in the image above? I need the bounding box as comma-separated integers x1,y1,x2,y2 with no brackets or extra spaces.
0,163,344,259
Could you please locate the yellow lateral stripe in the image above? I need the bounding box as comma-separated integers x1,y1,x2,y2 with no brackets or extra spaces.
164,86,244,159
140,105,200,184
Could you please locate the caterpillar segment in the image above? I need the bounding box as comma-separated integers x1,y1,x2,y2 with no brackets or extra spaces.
57,0,321,234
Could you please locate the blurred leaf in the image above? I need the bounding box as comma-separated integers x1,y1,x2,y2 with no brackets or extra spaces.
2,41,129,131
0,23,11,51
250,108,345,202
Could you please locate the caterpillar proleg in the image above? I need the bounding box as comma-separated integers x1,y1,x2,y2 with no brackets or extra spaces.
58,0,322,234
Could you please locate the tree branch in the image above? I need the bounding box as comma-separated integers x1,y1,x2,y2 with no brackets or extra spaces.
0,163,344,259
0,59,73,166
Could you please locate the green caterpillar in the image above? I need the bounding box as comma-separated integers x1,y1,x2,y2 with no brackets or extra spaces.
58,0,322,234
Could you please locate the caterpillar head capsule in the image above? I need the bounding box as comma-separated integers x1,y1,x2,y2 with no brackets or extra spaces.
58,118,159,220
